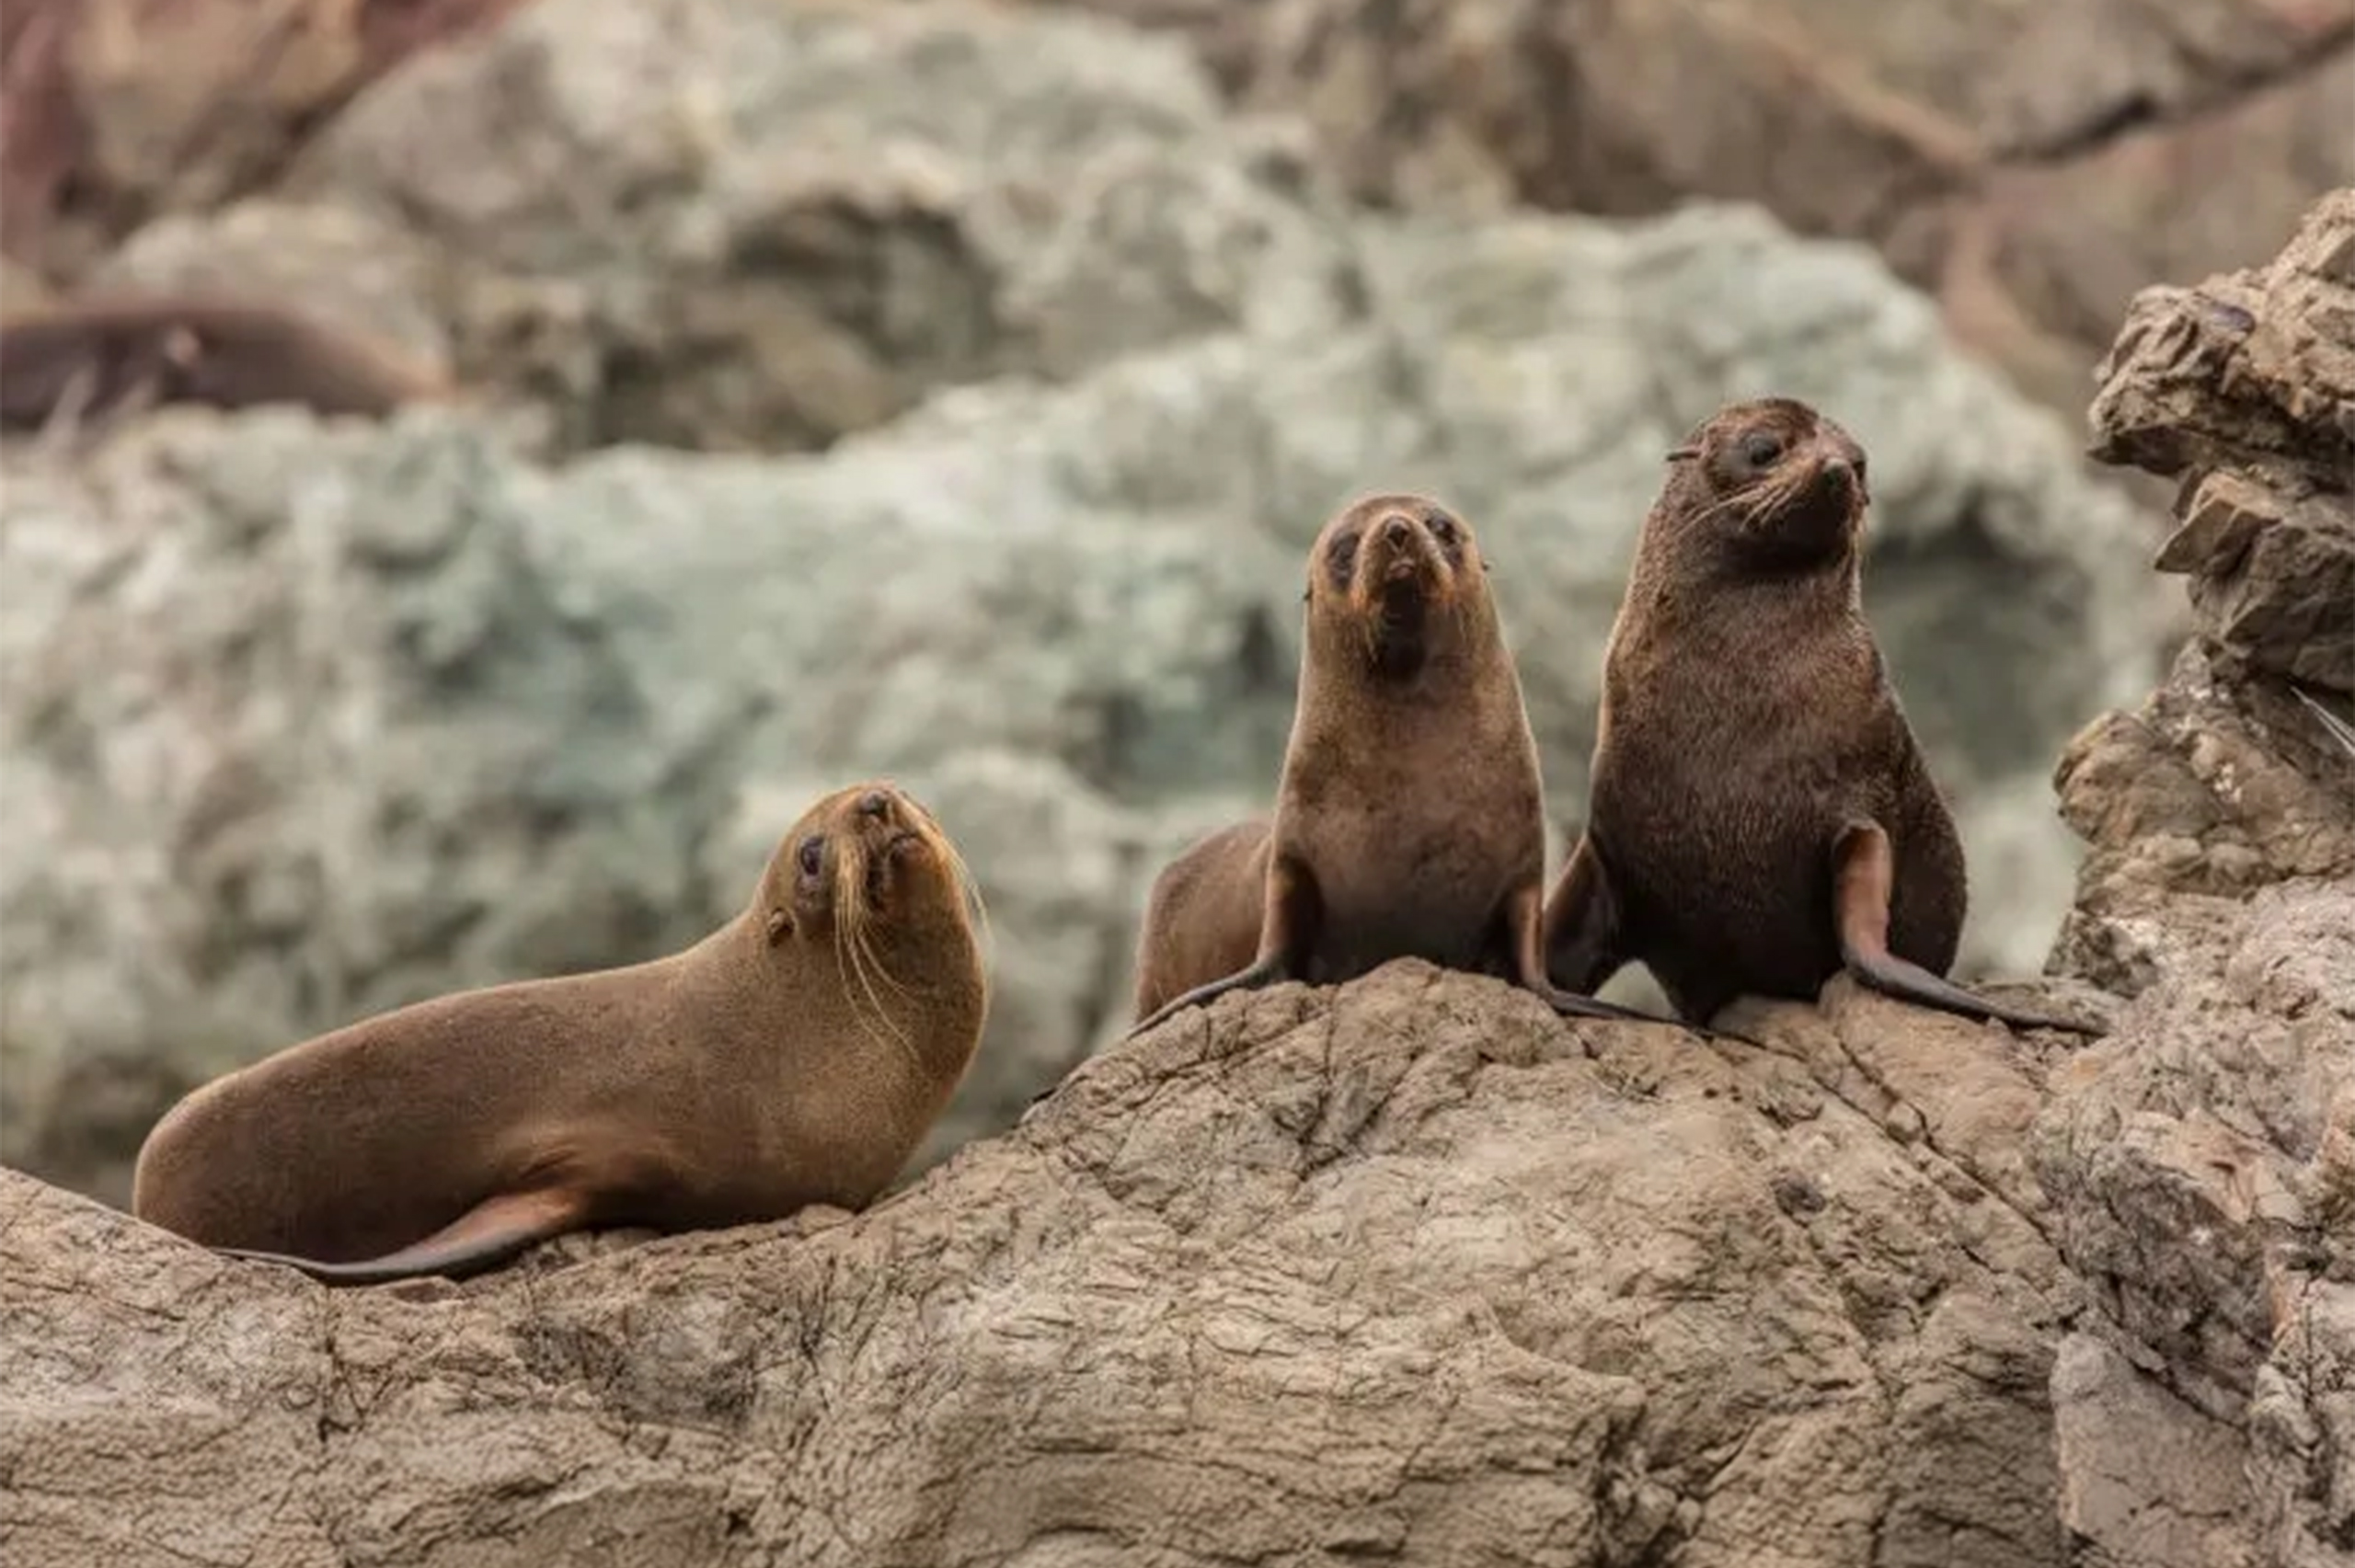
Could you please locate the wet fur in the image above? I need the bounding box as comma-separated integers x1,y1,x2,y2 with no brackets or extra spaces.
132,783,988,1282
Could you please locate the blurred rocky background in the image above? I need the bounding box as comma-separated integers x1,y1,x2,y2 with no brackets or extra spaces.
0,0,2346,1209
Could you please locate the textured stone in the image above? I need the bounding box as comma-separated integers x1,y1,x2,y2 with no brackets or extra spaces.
2038,189,2355,1568
0,960,2093,1568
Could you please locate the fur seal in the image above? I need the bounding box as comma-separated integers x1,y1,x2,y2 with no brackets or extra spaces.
1128,493,1694,1038
1542,396,2099,1036
132,782,989,1285
0,292,445,433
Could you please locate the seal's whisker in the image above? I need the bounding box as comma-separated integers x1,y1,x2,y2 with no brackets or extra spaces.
832,885,916,1070
932,826,994,958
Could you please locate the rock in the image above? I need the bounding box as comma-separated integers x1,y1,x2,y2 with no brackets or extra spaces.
271,0,1363,455
0,195,2162,1206
0,959,2102,1568
0,0,530,280
2035,189,2355,1568
1054,0,2355,418
0,253,54,312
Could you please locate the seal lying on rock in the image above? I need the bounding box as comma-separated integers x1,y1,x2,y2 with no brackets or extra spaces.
132,782,990,1284
1129,493,1694,1039
1543,396,2099,1036
0,292,444,432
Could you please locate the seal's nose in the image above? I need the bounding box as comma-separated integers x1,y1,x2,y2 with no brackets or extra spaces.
1822,455,1857,491
856,789,891,820
1383,515,1413,545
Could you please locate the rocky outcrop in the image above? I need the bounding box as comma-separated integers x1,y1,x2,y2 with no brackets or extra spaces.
0,190,2163,1208
0,0,529,280
2033,189,2355,1568
0,961,2114,1568
1056,0,2355,417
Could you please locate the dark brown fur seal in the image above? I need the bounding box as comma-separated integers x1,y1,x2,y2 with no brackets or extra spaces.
0,292,445,432
132,782,990,1285
1129,493,1694,1038
1542,396,2099,1036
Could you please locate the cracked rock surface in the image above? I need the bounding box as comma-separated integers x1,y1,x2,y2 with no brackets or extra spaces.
2037,189,2355,1568
2,962,2106,1568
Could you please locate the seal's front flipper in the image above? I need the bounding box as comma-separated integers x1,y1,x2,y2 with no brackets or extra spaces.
1832,822,2101,1036
216,1186,596,1286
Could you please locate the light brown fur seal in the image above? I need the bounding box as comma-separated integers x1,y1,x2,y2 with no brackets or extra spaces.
1129,493,1695,1038
1542,396,2098,1036
0,292,445,432
132,782,989,1284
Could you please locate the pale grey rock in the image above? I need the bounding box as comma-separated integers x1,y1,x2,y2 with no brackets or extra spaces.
2038,189,2355,1568
277,0,1361,454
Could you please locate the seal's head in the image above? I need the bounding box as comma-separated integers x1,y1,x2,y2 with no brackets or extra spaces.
1305,492,1494,680
1656,397,1869,573
759,782,984,959
754,780,990,1066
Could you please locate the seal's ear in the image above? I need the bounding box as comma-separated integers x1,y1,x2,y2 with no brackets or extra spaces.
765,909,793,945
1665,445,1699,462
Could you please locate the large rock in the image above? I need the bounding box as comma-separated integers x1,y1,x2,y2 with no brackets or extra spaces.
0,0,529,280
0,193,2163,1207
1056,0,2355,416
0,958,2108,1568
2034,189,2355,1568
253,0,1362,456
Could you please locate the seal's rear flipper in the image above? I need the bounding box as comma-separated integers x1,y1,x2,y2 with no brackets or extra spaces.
1125,954,1291,1039
1126,853,1319,1039
1505,877,1736,1042
1538,833,1628,997
1832,822,2101,1037
215,1187,596,1286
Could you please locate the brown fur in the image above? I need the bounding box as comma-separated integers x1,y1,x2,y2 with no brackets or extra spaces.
1129,493,1686,1036
1542,396,2097,1035
0,293,445,432
132,782,990,1284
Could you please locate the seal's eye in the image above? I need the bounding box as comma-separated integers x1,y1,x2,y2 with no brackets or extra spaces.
1425,512,1457,545
797,836,823,877
1740,433,1784,468
1327,531,1359,583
